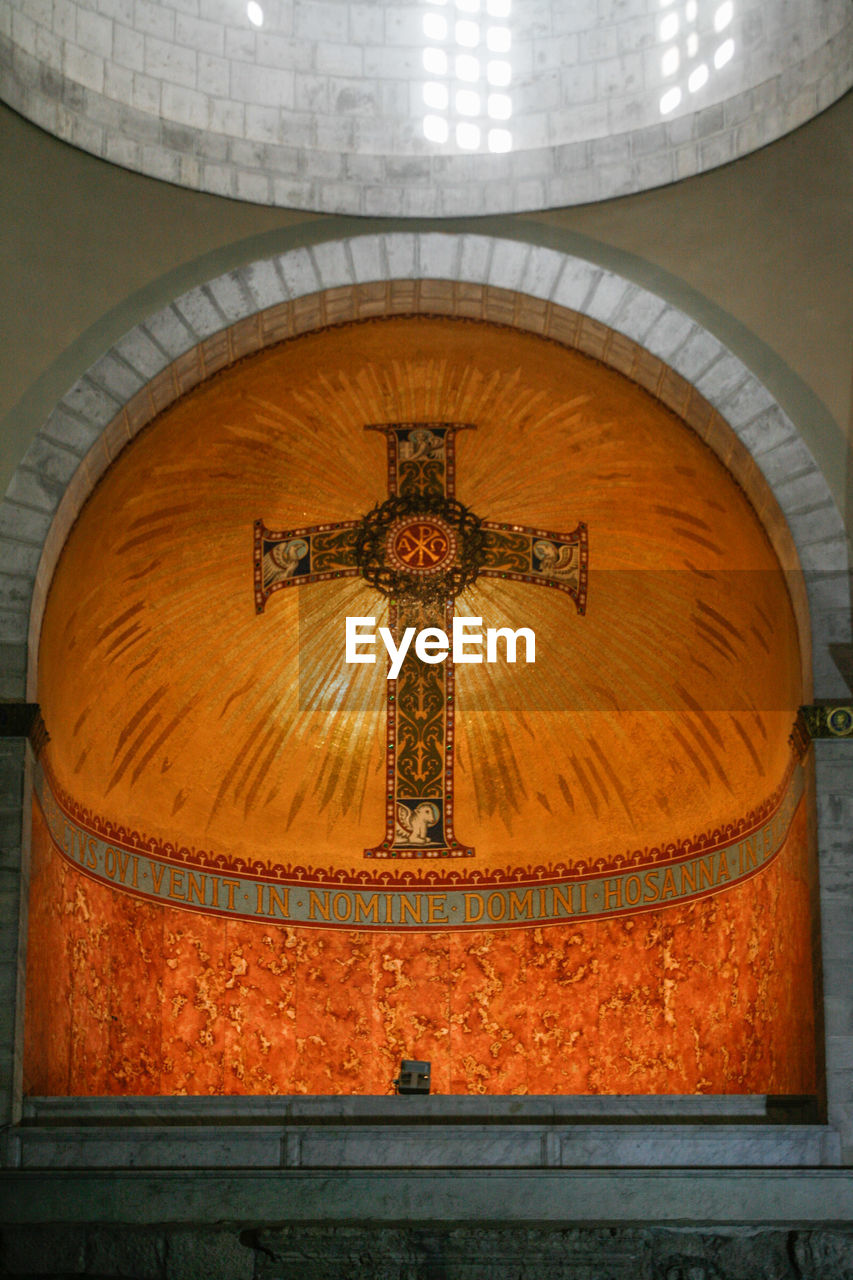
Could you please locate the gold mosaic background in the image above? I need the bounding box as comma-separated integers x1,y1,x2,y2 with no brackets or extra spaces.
26,317,816,1095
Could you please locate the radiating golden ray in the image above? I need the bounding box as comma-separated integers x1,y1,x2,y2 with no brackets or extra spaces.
452,569,796,851
354,364,393,420
39,316,803,876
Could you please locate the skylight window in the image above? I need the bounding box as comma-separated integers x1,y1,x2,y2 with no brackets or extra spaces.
423,12,448,39
488,127,511,151
456,89,481,115
660,86,682,113
659,13,679,41
421,0,513,151
658,1,736,117
714,1,733,29
661,46,679,76
423,47,448,75
455,53,480,80
423,115,449,142
714,37,735,67
486,26,511,52
423,81,449,110
455,19,480,45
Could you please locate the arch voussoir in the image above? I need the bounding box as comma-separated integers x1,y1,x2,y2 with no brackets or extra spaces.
0,234,846,710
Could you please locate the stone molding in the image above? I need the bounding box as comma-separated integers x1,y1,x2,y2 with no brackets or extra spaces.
1,1221,853,1280
1,1222,853,1280
0,11,851,214
4,1168,853,1228
6,1095,838,1172
0,232,850,1164
3,1120,840,1173
0,233,846,709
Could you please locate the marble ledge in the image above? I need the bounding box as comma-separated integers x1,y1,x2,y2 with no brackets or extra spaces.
21,1093,817,1126
4,1111,842,1171
4,1167,853,1227
2,1122,841,1172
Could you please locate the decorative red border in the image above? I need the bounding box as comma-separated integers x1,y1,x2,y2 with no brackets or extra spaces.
42,753,798,891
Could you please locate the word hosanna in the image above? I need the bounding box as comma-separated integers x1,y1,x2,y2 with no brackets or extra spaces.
345,616,536,679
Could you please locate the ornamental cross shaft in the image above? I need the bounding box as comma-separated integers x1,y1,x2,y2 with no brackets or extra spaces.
254,423,588,859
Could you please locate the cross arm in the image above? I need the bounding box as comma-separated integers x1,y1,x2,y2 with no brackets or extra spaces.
254,519,360,613
478,521,588,614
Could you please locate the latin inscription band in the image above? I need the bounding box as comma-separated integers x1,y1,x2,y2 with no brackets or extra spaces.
35,764,803,932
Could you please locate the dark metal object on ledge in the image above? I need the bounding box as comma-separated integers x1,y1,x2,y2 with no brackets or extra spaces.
394,1060,431,1095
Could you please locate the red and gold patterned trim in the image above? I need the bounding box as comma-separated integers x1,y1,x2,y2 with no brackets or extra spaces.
37,753,803,934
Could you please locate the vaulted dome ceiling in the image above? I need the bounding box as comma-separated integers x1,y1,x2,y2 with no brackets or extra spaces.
1,0,850,213
39,316,802,873
27,315,818,1100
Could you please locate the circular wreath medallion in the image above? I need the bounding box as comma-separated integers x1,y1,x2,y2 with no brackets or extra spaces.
387,517,457,575
354,495,484,601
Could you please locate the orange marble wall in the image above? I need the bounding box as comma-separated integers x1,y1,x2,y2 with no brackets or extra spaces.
24,319,817,1098
24,793,817,1097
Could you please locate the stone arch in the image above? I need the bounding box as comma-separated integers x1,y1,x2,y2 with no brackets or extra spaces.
2,230,853,1204
3,229,852,1145
1,233,847,707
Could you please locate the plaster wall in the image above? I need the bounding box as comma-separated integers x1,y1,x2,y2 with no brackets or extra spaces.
1,94,852,519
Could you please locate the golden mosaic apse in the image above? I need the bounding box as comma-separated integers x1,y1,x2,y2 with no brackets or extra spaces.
26,316,817,1096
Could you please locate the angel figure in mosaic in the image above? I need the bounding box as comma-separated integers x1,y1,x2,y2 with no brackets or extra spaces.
262,537,309,590
533,538,578,579
396,801,441,845
399,428,444,463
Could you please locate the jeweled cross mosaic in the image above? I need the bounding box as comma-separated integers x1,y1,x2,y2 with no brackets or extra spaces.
254,424,588,859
